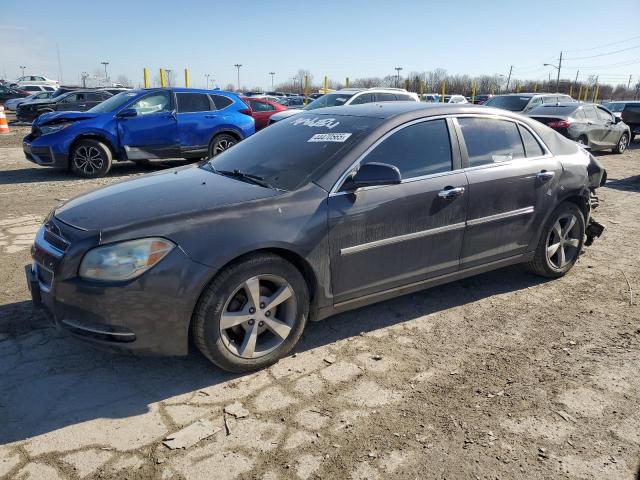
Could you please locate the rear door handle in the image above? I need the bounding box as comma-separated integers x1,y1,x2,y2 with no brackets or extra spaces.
536,171,555,183
438,186,465,199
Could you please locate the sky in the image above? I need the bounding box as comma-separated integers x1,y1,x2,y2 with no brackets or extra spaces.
1,0,639,90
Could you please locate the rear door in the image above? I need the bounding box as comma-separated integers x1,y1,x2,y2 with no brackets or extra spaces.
176,92,217,155
456,116,561,268
595,106,619,146
583,105,605,146
328,118,468,302
117,90,179,159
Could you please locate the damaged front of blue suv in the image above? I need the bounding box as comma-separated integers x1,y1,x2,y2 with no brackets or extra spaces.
22,88,255,178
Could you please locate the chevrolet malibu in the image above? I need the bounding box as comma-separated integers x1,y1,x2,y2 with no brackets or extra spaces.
26,103,606,372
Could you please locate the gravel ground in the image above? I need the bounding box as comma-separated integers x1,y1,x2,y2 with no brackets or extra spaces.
0,136,639,480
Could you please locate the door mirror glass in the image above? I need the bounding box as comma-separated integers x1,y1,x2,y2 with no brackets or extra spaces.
341,162,401,191
117,108,138,118
614,115,622,124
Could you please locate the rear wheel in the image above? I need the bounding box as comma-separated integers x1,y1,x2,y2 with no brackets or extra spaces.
70,139,112,178
613,133,629,154
208,134,237,158
527,202,585,278
192,253,309,372
576,135,588,147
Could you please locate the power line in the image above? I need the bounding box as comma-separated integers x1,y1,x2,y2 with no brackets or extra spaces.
563,57,640,70
564,34,640,53
564,44,640,60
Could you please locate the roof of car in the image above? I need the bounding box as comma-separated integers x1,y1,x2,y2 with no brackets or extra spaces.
306,102,509,119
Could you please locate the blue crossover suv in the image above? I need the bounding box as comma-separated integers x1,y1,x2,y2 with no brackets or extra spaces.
22,88,255,178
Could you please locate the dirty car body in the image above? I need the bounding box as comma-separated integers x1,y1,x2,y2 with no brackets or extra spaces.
25,103,606,371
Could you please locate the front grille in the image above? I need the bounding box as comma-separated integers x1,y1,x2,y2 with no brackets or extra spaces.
44,229,69,251
36,264,54,288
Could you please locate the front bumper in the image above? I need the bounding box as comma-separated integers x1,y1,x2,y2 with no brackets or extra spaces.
23,136,69,168
26,220,215,356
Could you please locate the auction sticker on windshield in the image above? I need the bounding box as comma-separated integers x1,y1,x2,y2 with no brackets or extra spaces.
308,133,352,143
292,117,340,129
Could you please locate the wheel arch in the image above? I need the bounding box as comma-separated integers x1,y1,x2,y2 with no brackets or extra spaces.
530,189,590,251
69,133,118,164
208,128,243,146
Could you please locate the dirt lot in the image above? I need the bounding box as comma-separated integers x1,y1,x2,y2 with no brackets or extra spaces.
1,129,639,480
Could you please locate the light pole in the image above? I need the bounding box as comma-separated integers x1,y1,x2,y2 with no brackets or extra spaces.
205,74,210,89
234,64,242,91
19,65,26,77
394,67,403,87
101,61,109,84
269,71,275,89
544,51,562,92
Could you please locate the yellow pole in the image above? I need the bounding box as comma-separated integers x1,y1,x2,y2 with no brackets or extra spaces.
534,83,538,92
593,85,599,103
441,80,446,103
491,83,495,95
577,84,583,101
471,81,476,104
345,77,349,88
159,68,166,88
516,82,521,93
304,75,309,105
420,80,425,99
584,85,589,102
568,83,573,98
143,68,149,88
184,68,189,88
324,75,328,95
404,79,409,91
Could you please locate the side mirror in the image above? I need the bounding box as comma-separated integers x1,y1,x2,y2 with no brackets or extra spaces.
614,116,622,124
117,108,137,118
340,162,401,192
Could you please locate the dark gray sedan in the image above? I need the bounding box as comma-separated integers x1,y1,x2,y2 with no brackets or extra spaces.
527,102,630,153
26,103,606,372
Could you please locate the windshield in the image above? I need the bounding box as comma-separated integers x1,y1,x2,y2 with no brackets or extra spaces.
205,114,381,191
303,93,355,110
603,102,625,113
484,95,531,111
528,105,579,116
88,91,139,113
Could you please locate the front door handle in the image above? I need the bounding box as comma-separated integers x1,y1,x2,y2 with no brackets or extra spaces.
536,171,555,183
438,186,465,199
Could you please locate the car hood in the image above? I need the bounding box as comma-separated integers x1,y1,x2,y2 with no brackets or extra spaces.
34,111,101,126
54,164,281,233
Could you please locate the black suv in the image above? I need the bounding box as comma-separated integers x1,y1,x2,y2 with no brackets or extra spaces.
621,103,640,141
16,90,112,122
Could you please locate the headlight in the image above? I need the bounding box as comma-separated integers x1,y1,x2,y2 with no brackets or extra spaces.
40,123,72,135
79,238,175,282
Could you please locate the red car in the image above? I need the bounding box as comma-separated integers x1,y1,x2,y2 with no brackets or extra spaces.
241,97,287,130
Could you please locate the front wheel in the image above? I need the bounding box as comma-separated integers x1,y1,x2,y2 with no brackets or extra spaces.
208,134,237,158
70,139,112,178
192,253,309,372
527,203,585,278
613,133,629,154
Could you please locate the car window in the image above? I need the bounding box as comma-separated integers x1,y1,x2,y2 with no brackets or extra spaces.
376,93,397,102
86,93,104,101
209,94,233,110
574,108,587,120
542,96,558,104
518,125,545,158
176,92,211,113
458,117,525,167
362,119,452,179
35,92,49,99
527,97,543,110
64,93,82,102
596,107,614,122
484,95,531,112
249,100,275,112
583,106,598,121
349,93,374,105
396,94,414,101
23,86,39,91
130,91,172,115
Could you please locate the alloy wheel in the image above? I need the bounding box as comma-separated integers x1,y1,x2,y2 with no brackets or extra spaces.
546,213,581,269
219,275,297,359
618,134,628,153
214,139,235,155
73,146,103,175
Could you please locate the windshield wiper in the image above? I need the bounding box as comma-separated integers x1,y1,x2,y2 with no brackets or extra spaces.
214,168,278,190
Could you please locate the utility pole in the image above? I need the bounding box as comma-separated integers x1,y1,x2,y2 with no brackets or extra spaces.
19,65,26,77
269,72,275,89
556,51,562,92
394,67,403,87
101,61,109,84
165,69,172,87
234,64,242,92
505,65,513,92
81,72,88,88
205,74,210,89
628,75,633,99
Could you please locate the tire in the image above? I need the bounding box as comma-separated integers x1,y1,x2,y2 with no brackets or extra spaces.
576,135,588,147
527,202,585,278
70,139,112,178
208,133,237,158
630,133,635,143
192,253,309,372
612,133,629,154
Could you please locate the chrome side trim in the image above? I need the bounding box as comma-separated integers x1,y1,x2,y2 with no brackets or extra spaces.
61,319,136,338
467,206,534,226
340,222,466,256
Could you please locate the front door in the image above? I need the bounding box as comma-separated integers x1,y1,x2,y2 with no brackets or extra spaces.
455,116,562,268
248,99,276,130
117,91,179,159
328,118,468,303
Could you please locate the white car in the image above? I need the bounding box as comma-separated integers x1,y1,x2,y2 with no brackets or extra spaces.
422,94,468,104
3,90,54,111
9,75,59,89
268,87,419,125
